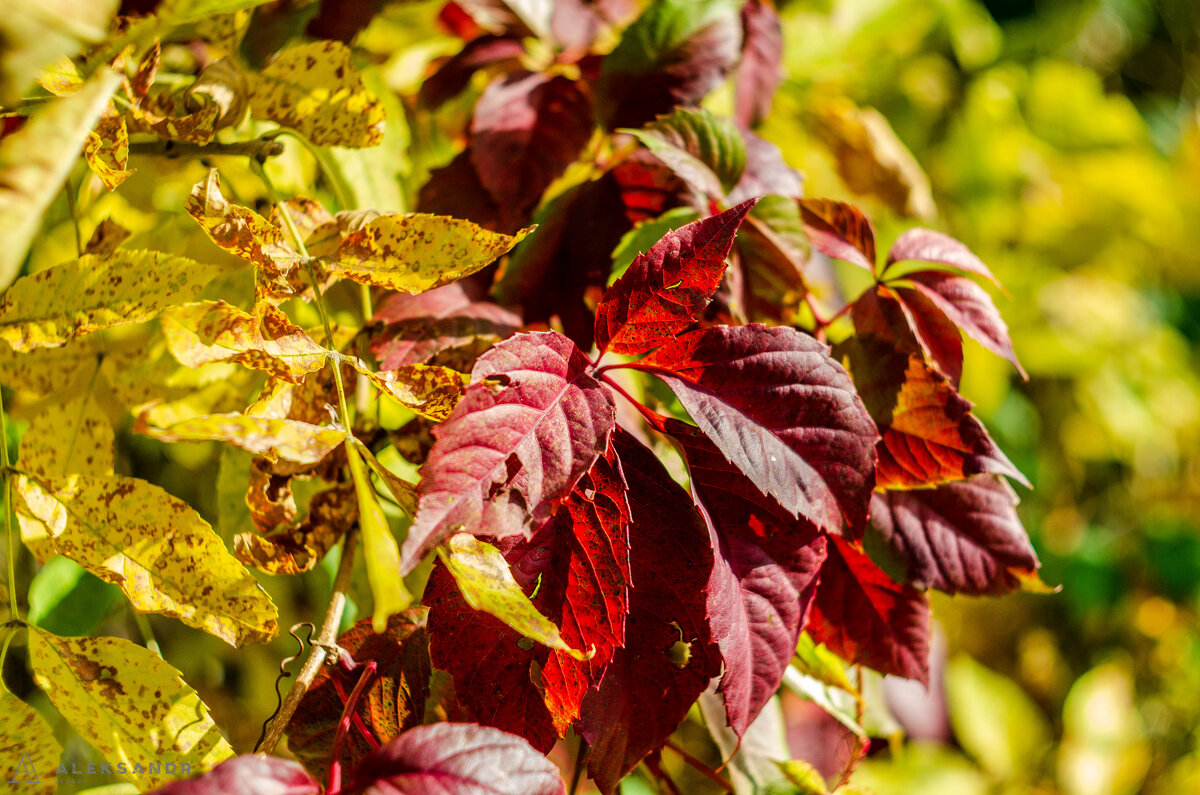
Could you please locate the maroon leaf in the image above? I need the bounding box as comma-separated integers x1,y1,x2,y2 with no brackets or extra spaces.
735,0,783,128
594,198,757,356
611,150,694,224
470,72,594,228
417,151,508,233
658,417,827,737
867,476,1041,596
638,324,879,534
145,756,320,795
371,283,521,370
727,129,804,204
885,228,1001,286
418,36,527,110
401,331,616,573
580,428,721,794
287,611,431,783
852,285,964,386
807,535,930,683
342,722,566,795
799,198,876,273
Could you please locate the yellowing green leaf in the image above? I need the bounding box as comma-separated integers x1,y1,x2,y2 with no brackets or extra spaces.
0,250,222,352
0,684,61,794
0,66,121,290
162,300,326,383
347,359,467,421
347,445,411,632
440,533,590,660
134,412,346,465
0,0,117,106
84,111,133,190
326,214,533,293
776,759,830,794
19,396,115,479
185,170,299,284
158,0,274,26
27,629,233,790
246,40,385,148
15,474,278,646
794,631,855,692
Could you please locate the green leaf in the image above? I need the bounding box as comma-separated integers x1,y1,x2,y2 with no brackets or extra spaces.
19,396,114,479
794,631,855,692
623,107,746,196
14,473,278,646
28,556,121,636
157,0,274,24
0,1,117,106
0,250,222,352
346,445,411,633
0,66,121,290
134,412,346,465
27,629,234,790
775,759,830,794
324,214,532,293
0,678,61,794
439,533,589,660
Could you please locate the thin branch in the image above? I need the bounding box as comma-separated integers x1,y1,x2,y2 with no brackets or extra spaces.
128,137,285,162
662,739,733,792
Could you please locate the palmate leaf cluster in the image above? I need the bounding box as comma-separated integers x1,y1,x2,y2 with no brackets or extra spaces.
0,0,1047,793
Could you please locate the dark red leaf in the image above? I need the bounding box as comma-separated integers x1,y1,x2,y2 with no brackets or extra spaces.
867,476,1041,596
807,535,930,683
418,36,527,109
735,0,783,128
851,285,964,386
885,228,1001,286
593,198,757,356
657,417,827,737
799,198,876,273
371,283,521,370
639,324,879,535
145,756,320,795
439,1,487,39
401,331,616,572
594,0,742,130
342,722,566,795
470,72,594,227
417,151,508,233
611,150,694,225
580,428,721,794
287,611,431,783
727,129,804,204
306,0,382,42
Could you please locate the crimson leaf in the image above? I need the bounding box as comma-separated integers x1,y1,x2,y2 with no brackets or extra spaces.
371,283,521,370
418,36,527,110
734,0,783,128
342,722,566,795
401,331,615,573
852,284,964,386
799,198,876,273
145,756,320,795
867,475,1041,595
639,324,879,534
417,151,507,233
594,198,757,356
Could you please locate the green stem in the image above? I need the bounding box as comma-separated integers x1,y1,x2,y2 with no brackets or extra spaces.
0,387,18,622
131,610,161,657
0,630,15,679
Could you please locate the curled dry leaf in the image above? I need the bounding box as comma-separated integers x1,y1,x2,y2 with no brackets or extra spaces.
84,110,133,190
234,483,357,575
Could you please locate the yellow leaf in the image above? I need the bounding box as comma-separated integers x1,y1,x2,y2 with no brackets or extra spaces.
0,336,106,398
0,66,121,290
0,0,117,106
19,396,115,479
326,214,533,293
37,56,83,96
134,412,346,465
14,474,278,646
0,685,61,794
347,446,411,632
85,111,134,190
247,40,385,148
185,170,299,283
0,250,222,352
348,359,467,421
162,300,326,383
440,533,590,660
27,629,234,790
358,446,418,516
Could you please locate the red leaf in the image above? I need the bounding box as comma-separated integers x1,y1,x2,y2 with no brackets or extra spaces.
639,324,879,534
287,611,431,782
594,199,757,356
868,475,1041,596
611,150,693,224
145,756,320,795
470,72,594,227
799,198,876,273
852,285,964,386
580,428,721,794
417,151,508,233
735,0,783,128
371,283,521,370
658,417,826,737
401,331,616,573
418,36,527,110
807,536,930,683
885,228,1001,286
342,722,566,795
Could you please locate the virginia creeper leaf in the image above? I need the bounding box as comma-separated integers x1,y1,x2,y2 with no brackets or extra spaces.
185,170,300,283
594,198,757,356
417,151,507,234
807,536,930,683
0,251,221,352
342,722,566,795
885,228,1001,286
15,474,278,645
28,629,234,791
325,213,532,293
135,412,345,465
402,331,615,573
735,0,783,128
642,324,879,534
734,196,810,321
580,429,721,794
418,35,527,109
0,67,120,290
852,284,964,386
371,283,521,370
799,198,876,273
0,683,60,795
145,755,320,795
727,128,805,203
246,40,385,147
611,149,693,224
19,396,114,480
867,476,1042,595
624,106,747,196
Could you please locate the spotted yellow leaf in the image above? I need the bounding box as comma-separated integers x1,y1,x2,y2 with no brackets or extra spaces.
0,250,222,352
358,446,418,516
440,533,590,660
126,89,219,145
0,684,60,794
325,214,532,293
347,359,466,421
27,629,233,790
85,217,132,257
246,40,385,148
19,396,114,480
135,411,346,465
185,170,299,283
162,300,326,383
14,474,278,646
0,67,121,290
85,110,133,190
